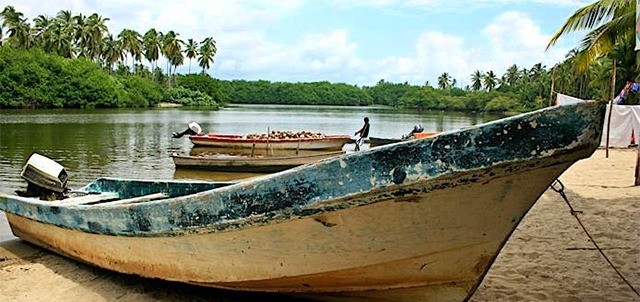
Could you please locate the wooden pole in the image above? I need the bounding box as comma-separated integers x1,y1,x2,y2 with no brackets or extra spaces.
266,127,270,153
549,67,556,106
605,59,616,158
635,143,640,186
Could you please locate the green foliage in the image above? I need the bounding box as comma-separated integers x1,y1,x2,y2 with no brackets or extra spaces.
175,73,230,105
118,75,164,107
224,80,371,106
164,86,219,108
0,47,191,109
364,80,415,107
484,96,520,112
0,47,124,108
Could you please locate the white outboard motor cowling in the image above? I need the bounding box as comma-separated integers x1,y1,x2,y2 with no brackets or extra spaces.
18,153,69,200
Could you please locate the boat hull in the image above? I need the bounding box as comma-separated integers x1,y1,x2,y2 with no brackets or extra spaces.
171,151,344,173
369,137,403,147
189,134,350,150
6,155,578,301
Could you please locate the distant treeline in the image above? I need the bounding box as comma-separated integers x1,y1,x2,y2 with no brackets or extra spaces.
0,46,553,113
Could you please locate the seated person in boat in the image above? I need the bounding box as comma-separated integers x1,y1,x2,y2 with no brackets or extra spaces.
172,122,203,138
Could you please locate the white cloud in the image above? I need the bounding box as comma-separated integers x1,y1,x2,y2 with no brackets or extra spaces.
480,11,570,72
213,29,363,83
362,31,472,86
342,11,573,86
1,0,580,86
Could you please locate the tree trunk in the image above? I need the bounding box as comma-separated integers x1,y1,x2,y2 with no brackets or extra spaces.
605,59,616,158
549,67,556,106
635,143,639,186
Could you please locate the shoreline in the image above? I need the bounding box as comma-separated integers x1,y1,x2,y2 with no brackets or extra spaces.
1,148,638,301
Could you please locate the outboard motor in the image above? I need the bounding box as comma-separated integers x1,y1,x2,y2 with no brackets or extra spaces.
402,124,425,140
172,121,203,138
16,153,69,200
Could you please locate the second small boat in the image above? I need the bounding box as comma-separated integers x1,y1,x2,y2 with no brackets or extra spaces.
189,131,351,151
171,150,345,173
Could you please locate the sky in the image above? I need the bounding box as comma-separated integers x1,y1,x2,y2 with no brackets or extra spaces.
1,0,592,87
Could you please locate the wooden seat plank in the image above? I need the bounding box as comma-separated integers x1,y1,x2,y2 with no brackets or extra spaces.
54,192,120,206
92,192,169,207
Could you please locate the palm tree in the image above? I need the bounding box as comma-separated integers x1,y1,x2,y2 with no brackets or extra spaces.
529,63,544,80
12,19,32,49
1,5,31,48
437,72,452,89
483,71,498,91
143,28,162,71
83,13,109,60
32,14,52,48
73,13,89,57
184,38,198,73
470,70,484,91
52,10,75,58
198,37,216,73
1,5,23,30
102,33,123,72
588,59,614,100
546,0,636,70
162,30,184,82
504,64,520,86
117,28,142,71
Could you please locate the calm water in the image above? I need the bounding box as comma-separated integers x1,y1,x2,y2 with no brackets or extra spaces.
0,104,499,195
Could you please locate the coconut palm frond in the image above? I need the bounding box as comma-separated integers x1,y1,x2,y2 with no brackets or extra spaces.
568,5,634,71
546,0,632,50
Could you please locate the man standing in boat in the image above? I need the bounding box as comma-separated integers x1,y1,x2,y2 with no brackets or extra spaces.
354,117,370,151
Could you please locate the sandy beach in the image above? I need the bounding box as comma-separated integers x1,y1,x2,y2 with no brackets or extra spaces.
1,148,638,301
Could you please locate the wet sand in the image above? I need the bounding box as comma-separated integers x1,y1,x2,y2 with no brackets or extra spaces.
1,148,638,301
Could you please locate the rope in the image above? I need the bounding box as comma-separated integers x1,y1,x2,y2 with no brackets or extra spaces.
550,179,639,297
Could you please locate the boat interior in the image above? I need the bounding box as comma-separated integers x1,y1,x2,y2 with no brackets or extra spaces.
17,177,236,208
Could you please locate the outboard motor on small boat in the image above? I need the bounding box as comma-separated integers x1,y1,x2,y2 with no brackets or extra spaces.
402,124,425,139
16,153,70,200
172,121,203,138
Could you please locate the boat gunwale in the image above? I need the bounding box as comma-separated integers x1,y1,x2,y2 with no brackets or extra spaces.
0,142,597,238
171,150,345,163
189,134,351,144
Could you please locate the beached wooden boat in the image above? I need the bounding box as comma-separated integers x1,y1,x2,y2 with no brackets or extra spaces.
0,101,605,301
189,132,351,150
171,150,344,173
